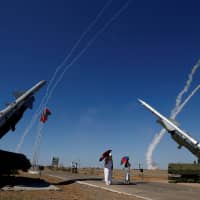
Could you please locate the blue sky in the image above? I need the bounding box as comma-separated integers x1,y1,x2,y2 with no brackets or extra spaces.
0,0,200,169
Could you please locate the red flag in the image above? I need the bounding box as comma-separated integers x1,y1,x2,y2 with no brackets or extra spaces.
40,108,51,123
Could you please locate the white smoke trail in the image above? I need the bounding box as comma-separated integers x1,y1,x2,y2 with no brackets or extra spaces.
173,84,200,117
44,0,132,105
29,0,132,164
17,0,132,165
32,123,43,167
146,129,166,169
171,59,200,115
23,0,132,168
16,113,39,152
36,0,114,114
15,0,114,152
146,60,200,169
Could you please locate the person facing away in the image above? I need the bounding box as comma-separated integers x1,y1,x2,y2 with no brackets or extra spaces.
124,160,131,184
104,153,113,185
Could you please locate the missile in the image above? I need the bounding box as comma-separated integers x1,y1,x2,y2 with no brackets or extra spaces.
1,80,46,115
0,80,46,139
138,99,198,145
15,80,46,104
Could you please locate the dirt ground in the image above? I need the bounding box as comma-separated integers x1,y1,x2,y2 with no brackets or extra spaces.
0,168,168,200
79,167,168,182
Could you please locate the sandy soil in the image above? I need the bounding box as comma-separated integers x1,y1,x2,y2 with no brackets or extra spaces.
0,168,167,200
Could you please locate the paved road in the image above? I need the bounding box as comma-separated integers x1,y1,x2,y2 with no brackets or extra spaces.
47,172,200,200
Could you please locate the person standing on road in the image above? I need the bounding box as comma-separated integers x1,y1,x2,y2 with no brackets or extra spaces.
104,153,113,185
124,160,131,184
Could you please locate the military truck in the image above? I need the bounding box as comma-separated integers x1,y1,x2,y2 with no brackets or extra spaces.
168,163,200,183
0,150,31,175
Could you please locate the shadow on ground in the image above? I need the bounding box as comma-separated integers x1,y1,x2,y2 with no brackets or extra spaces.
56,178,148,186
0,175,147,190
56,177,103,185
0,176,50,188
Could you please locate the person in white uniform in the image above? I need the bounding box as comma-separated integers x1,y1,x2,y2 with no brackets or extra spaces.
124,160,131,184
104,153,113,185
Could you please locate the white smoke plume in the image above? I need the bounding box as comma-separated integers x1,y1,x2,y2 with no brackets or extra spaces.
32,123,43,167
172,84,200,118
146,59,200,169
146,129,166,169
16,0,132,152
15,0,113,153
29,1,132,164
171,59,200,116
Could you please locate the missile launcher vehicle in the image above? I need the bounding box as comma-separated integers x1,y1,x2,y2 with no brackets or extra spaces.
139,99,200,183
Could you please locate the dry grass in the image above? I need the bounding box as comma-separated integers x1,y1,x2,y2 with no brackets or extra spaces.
77,167,168,182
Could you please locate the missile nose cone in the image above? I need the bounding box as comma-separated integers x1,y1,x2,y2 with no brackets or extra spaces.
39,80,47,86
138,98,145,105
35,80,47,90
